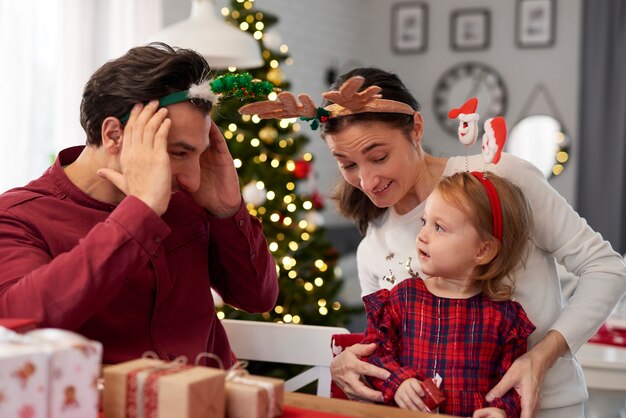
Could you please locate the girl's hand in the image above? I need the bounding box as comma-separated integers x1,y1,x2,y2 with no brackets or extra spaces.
473,407,507,418
330,343,389,402
394,378,429,411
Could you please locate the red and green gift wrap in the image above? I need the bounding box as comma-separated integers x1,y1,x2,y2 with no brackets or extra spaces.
102,358,226,418
225,372,284,418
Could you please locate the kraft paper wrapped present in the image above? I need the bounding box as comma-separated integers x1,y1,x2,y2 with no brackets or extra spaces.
103,358,226,418
0,327,103,418
225,368,283,418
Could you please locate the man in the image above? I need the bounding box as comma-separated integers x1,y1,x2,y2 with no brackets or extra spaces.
0,43,278,367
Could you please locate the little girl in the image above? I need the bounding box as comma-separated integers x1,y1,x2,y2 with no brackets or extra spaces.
363,171,535,418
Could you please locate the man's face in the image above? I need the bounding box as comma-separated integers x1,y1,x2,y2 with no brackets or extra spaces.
163,102,211,193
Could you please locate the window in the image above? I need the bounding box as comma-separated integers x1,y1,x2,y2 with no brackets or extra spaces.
0,0,162,192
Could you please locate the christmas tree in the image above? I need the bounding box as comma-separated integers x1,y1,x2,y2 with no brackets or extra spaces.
213,0,356,329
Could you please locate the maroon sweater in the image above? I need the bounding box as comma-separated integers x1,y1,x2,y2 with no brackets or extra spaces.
0,146,278,367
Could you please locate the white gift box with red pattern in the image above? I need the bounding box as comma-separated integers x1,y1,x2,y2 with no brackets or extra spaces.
0,327,102,418
0,341,49,418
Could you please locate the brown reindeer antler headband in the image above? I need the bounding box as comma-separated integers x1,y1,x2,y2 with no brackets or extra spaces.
238,76,416,130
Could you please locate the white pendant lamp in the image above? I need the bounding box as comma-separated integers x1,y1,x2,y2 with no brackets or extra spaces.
151,0,263,69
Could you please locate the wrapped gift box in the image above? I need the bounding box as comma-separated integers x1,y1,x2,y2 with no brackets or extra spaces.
0,342,49,418
225,374,283,418
0,328,102,418
103,358,226,418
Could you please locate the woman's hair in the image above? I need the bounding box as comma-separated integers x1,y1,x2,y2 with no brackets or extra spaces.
322,67,421,234
80,42,212,146
435,171,533,300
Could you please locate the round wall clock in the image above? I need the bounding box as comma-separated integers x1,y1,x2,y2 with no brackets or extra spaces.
432,62,508,137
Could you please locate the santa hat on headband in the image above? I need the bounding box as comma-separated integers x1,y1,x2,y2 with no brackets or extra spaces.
482,117,507,164
448,97,478,119
448,98,480,146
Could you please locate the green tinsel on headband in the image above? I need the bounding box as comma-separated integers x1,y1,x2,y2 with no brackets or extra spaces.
120,73,274,123
210,73,274,100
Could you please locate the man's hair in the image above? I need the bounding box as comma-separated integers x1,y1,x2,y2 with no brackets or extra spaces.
80,42,212,146
435,171,533,301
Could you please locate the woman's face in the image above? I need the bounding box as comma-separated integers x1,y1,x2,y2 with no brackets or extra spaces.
324,120,421,208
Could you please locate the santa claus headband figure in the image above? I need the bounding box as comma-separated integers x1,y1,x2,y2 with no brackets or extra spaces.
449,98,507,241
448,97,480,146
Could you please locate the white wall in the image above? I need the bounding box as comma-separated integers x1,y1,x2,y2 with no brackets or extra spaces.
163,0,582,226
368,0,581,208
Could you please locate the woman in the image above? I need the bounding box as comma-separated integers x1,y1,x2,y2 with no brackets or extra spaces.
240,67,626,418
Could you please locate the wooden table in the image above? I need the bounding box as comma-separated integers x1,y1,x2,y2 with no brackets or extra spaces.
284,392,459,418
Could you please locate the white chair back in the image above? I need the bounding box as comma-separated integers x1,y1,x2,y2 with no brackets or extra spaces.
222,319,349,397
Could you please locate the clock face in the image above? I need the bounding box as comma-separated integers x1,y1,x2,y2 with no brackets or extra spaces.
433,62,507,137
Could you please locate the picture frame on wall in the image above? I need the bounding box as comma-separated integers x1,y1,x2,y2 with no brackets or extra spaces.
516,0,556,48
391,2,428,54
451,9,491,51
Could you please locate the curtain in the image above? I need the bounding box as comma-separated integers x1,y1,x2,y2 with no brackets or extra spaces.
0,0,162,193
576,0,626,254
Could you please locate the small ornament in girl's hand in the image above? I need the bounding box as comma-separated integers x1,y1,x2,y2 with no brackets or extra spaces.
420,377,446,412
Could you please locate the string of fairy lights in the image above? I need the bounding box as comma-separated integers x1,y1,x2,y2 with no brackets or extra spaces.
215,0,343,324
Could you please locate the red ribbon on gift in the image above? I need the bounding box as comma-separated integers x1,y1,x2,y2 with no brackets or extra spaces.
125,363,190,418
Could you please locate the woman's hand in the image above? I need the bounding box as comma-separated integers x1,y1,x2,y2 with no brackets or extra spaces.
330,343,390,402
394,378,429,412
486,330,568,418
473,407,507,418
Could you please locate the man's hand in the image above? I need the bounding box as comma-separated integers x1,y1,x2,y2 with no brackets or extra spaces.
330,343,390,403
394,378,428,412
190,120,241,217
98,101,172,215
473,407,507,418
486,330,567,418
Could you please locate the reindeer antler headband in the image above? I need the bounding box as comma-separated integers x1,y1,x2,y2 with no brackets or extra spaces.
238,76,416,130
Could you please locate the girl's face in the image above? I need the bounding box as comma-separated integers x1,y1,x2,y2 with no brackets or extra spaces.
324,120,421,209
416,189,487,280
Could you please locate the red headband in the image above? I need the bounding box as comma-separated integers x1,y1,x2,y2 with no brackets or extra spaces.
470,171,503,242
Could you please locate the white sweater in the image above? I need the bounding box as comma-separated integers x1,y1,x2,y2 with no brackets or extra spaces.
356,153,626,409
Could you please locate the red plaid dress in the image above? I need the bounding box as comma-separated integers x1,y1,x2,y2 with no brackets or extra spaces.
362,277,535,418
